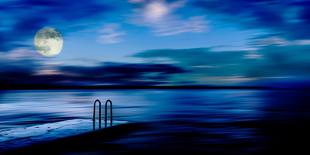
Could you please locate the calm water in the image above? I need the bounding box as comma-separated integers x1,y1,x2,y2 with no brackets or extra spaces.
0,89,265,130
0,89,309,154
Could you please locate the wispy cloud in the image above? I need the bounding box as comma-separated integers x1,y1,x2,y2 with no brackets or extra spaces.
192,0,310,40
128,0,145,4
151,16,207,36
252,36,310,47
97,24,126,44
244,51,263,59
2,44,310,86
134,44,310,84
130,0,208,36
0,48,185,86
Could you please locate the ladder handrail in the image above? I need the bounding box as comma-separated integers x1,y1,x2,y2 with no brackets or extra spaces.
105,99,112,127
93,99,102,130
93,99,113,130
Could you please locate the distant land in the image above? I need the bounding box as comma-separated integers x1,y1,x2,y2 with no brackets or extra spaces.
1,84,310,91
0,84,274,90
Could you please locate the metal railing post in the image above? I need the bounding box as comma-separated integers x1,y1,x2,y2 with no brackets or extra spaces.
93,99,102,130
93,99,113,130
105,99,113,127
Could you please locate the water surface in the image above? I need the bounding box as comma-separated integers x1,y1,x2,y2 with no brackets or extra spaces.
0,89,309,154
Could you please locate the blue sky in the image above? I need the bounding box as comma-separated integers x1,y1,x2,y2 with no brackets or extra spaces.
1,0,310,86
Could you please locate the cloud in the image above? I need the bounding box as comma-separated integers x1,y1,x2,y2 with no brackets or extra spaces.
251,36,310,47
152,16,207,36
134,44,310,84
192,0,310,40
244,51,263,59
134,48,249,76
0,48,185,86
58,62,185,85
2,44,310,86
128,0,145,4
97,24,126,44
0,0,113,51
0,49,41,84
130,0,208,36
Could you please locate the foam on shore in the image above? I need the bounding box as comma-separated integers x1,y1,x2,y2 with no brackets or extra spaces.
0,119,127,150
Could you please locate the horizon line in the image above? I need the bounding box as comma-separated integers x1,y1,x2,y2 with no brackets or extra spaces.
1,84,309,91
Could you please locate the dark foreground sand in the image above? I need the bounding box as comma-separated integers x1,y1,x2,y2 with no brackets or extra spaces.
2,119,309,155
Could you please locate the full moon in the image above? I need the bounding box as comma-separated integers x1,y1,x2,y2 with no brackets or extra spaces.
34,27,63,57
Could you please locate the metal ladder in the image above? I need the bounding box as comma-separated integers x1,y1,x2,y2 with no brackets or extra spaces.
93,99,113,130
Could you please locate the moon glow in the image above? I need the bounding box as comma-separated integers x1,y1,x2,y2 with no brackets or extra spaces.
34,27,63,57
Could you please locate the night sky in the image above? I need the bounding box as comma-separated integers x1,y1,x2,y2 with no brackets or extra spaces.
1,0,310,86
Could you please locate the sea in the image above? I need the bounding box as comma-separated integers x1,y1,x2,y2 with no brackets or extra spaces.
0,89,309,154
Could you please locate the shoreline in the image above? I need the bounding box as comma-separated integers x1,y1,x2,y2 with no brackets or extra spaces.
2,122,148,155
0,119,128,152
2,119,309,155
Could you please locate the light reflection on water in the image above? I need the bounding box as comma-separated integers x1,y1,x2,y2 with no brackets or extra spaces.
0,90,264,130
1,89,309,154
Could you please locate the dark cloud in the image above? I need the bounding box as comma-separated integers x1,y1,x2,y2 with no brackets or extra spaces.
0,57,40,84
57,62,186,85
0,58,186,86
134,48,250,76
246,45,310,78
192,0,310,40
1,45,310,86
134,45,310,84
0,0,113,51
